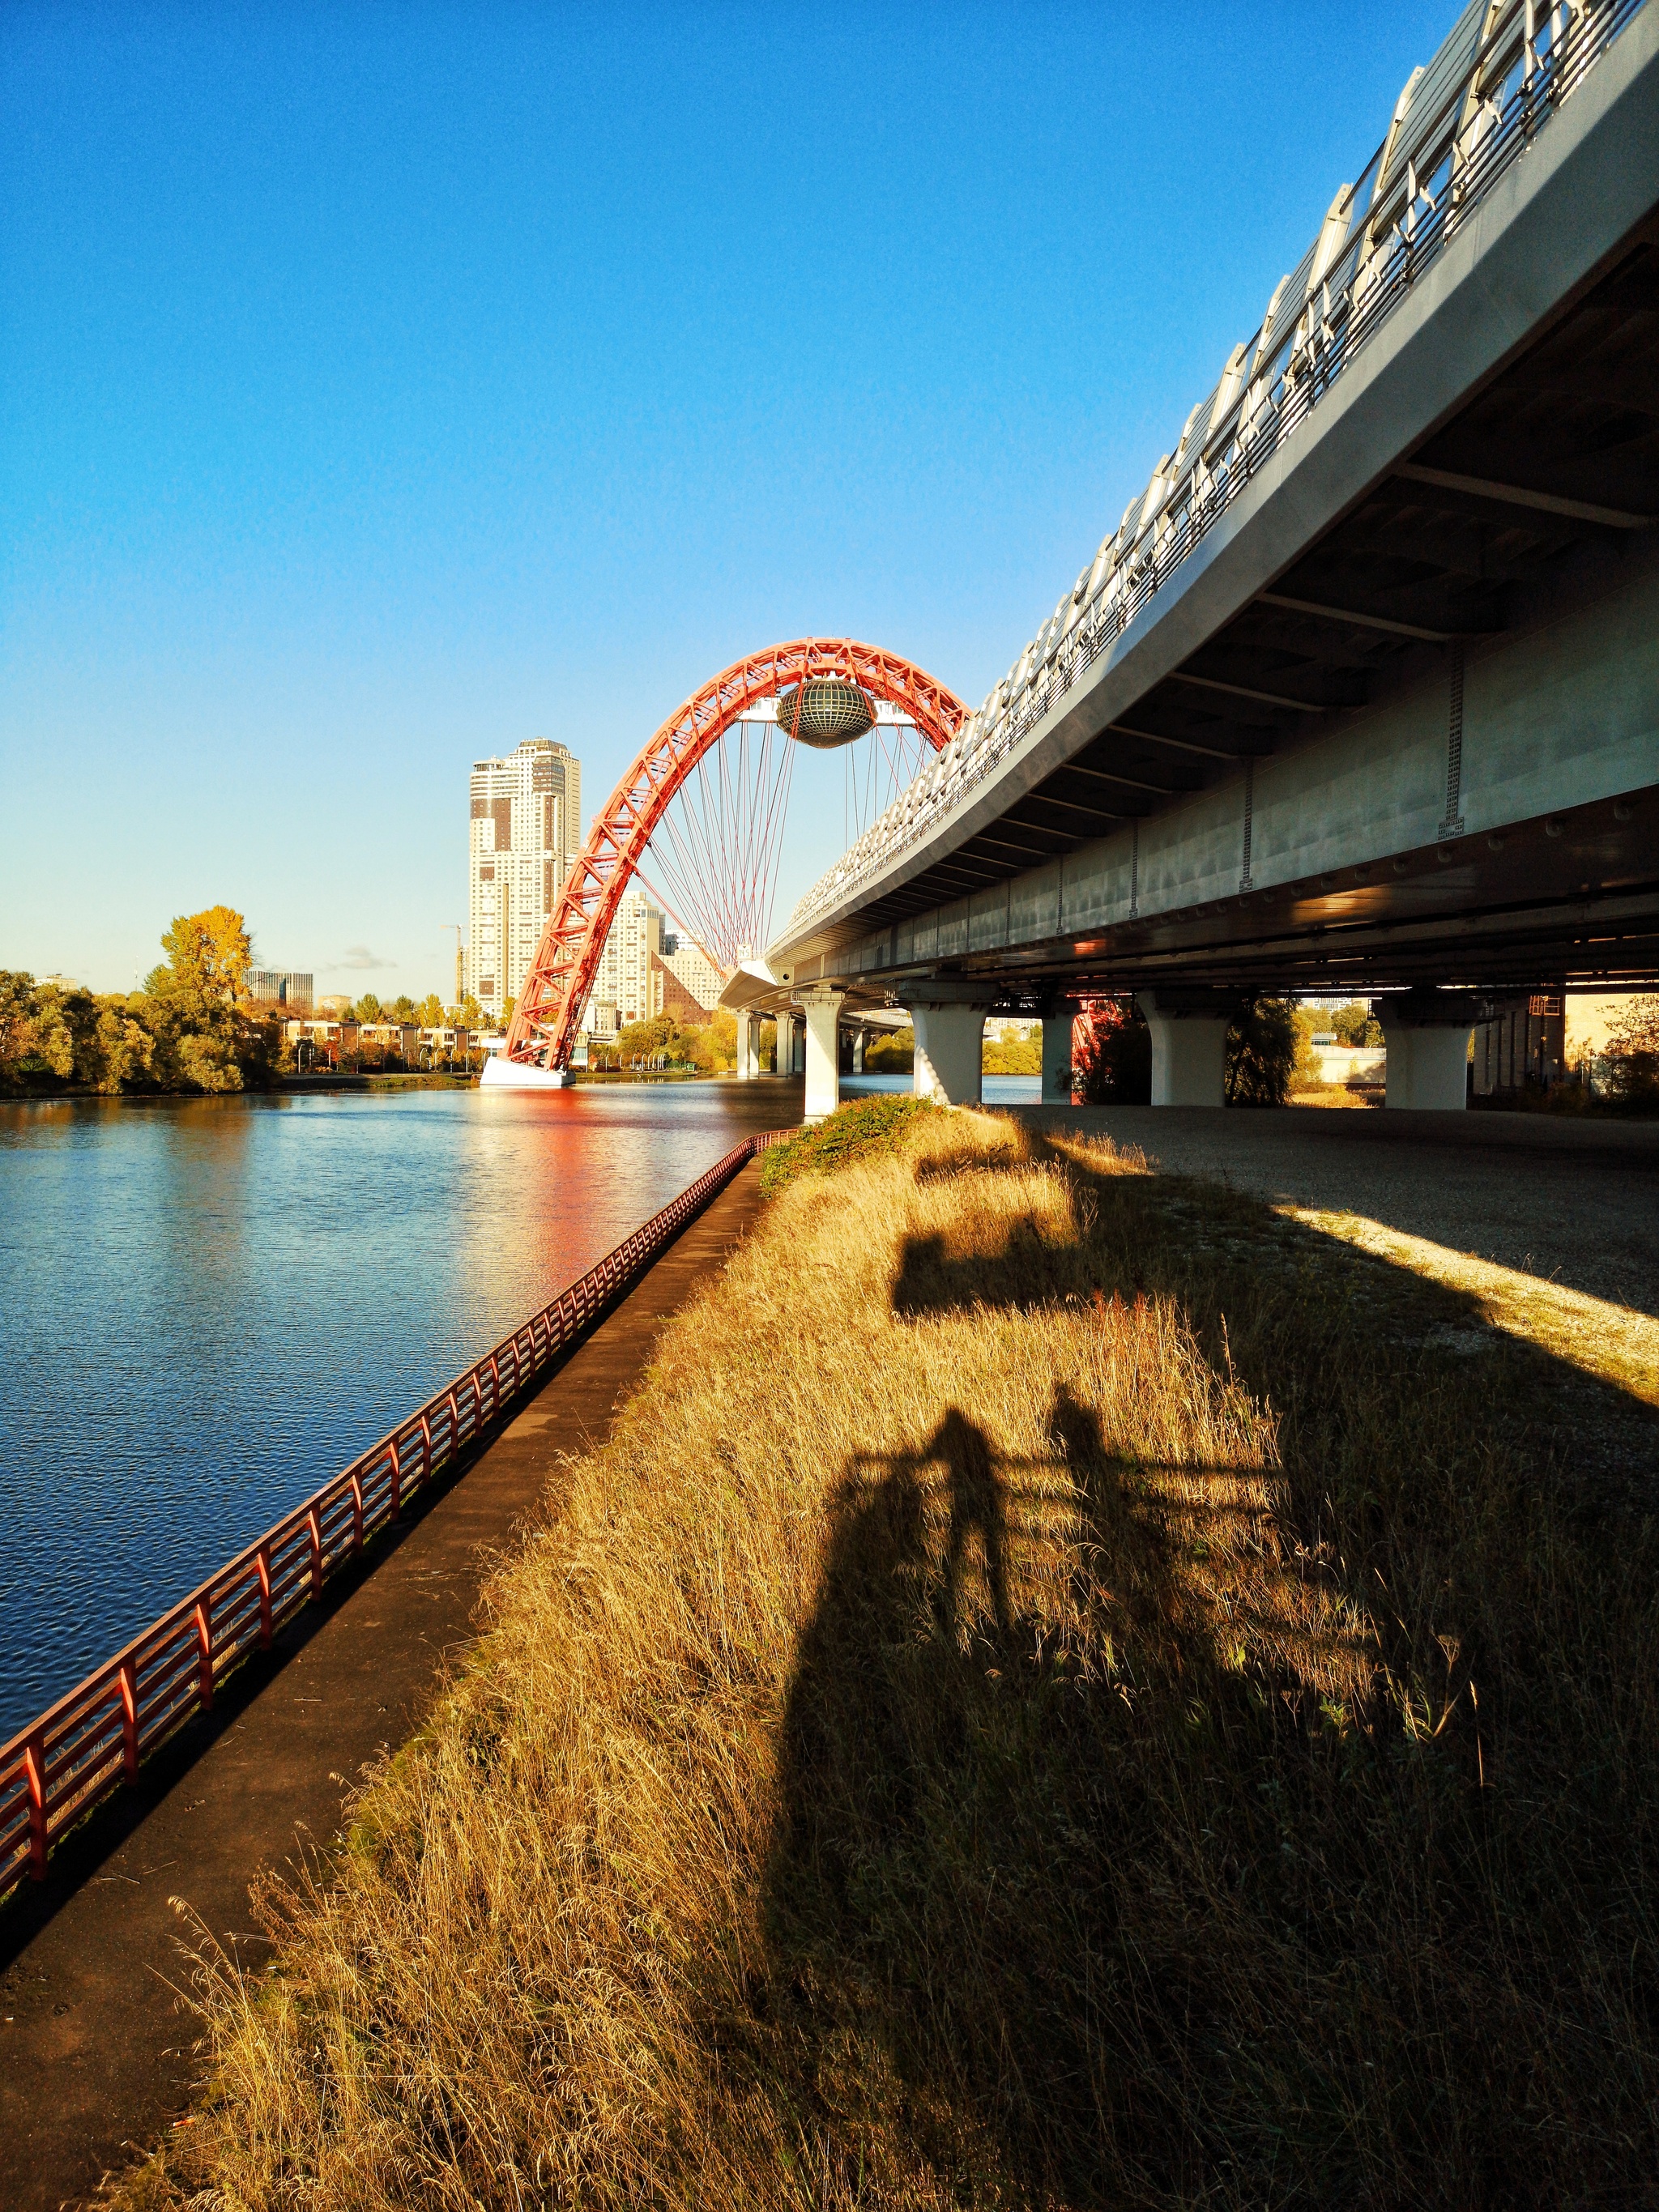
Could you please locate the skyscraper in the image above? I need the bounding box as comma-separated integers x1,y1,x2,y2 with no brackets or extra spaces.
467,739,582,1018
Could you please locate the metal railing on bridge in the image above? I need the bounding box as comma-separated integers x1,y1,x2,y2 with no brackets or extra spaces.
0,1127,792,1906
790,0,1652,936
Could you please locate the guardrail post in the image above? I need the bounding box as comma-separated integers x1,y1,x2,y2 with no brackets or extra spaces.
309,1507,323,1600
389,1434,402,1519
420,1410,433,1485
120,1660,139,1777
195,1599,214,1711
258,1545,272,1647
24,1730,47,1878
352,1470,365,1555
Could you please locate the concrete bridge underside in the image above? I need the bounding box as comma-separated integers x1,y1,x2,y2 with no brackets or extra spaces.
750,9,1659,1114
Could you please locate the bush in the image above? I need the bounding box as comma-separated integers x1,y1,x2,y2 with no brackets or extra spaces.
760,1095,938,1195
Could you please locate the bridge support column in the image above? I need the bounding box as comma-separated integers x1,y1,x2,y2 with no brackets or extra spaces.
899,980,996,1106
1041,999,1077,1105
852,1029,866,1076
1137,991,1235,1108
736,1008,756,1081
797,988,846,1119
1378,991,1479,1110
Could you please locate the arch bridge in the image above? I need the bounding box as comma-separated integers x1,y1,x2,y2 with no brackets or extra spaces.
489,640,962,1085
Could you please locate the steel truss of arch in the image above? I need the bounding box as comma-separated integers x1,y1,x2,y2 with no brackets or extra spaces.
502,639,966,1072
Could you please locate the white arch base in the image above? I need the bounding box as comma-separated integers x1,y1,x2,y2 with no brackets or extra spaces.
480,1055,570,1090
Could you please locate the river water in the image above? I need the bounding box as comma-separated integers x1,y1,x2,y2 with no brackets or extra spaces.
0,1075,1039,1739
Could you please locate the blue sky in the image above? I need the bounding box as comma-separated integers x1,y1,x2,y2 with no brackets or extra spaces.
2,0,1457,999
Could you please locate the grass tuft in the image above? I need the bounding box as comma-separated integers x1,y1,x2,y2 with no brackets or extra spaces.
113,1108,1659,2209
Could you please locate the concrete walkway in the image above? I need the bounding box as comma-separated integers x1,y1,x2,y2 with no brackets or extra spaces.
1014,1105,1659,1321
0,1161,767,2212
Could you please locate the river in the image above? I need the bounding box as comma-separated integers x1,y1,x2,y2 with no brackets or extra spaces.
0,1074,1038,1739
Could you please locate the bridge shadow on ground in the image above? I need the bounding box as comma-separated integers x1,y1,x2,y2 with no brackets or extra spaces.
757,1130,1659,2206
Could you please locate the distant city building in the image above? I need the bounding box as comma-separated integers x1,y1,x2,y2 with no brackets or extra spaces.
586,884,664,1031
467,739,582,1020
658,936,726,1014
36,974,81,992
248,970,314,1012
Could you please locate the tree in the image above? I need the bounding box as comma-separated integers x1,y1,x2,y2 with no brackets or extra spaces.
616,1012,676,1061
96,1001,156,1091
354,992,384,1025
864,1026,914,1075
0,972,36,1086
501,995,516,1029
983,1022,1041,1076
458,995,484,1029
1605,994,1659,1108
1226,997,1297,1106
1329,999,1382,1047
1607,995,1659,1057
1073,1001,1150,1103
390,994,418,1022
417,993,446,1028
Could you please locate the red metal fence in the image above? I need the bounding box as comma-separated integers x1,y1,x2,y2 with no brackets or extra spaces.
0,1126,793,1905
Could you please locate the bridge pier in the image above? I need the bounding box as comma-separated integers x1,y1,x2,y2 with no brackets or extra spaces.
1041,999,1076,1105
736,1008,756,1081
899,980,996,1106
851,1029,866,1076
1137,991,1235,1108
797,987,846,1119
1378,991,1479,1111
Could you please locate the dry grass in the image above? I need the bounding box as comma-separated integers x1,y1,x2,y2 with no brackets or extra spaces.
113,1110,1659,2210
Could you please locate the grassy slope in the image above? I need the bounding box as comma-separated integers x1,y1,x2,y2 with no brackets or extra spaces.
119,1110,1659,2210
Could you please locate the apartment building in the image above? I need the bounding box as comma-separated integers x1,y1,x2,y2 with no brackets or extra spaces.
658,934,725,1014
586,884,666,1032
467,739,582,1018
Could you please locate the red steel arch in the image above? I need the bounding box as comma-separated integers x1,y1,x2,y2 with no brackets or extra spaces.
502,639,966,1072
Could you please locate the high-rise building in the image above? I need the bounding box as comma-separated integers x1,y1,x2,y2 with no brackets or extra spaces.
247,970,314,1012
467,739,582,1018
586,884,665,1031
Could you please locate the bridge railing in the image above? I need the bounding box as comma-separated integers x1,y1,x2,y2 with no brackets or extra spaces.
0,1126,793,1907
789,0,1651,935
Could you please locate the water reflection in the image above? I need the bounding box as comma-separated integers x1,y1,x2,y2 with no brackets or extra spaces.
0,1081,794,1736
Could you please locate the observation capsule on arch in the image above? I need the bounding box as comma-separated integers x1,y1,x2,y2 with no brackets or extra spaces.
774,679,876,750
